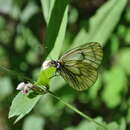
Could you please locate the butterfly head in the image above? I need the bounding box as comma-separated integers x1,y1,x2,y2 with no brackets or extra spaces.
42,60,61,70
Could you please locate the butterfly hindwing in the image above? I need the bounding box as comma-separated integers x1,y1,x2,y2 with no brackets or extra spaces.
59,63,98,91
58,42,103,91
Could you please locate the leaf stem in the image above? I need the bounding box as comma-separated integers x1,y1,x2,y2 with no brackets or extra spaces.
48,90,107,130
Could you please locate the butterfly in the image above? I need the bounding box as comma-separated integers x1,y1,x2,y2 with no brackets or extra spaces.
42,42,103,91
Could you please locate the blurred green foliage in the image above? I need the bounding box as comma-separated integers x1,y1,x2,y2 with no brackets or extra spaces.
0,0,130,130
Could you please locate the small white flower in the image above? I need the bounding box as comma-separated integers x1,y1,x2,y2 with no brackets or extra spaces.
16,82,33,94
16,82,26,90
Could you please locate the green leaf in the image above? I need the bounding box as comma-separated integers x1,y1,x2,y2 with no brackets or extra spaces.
72,0,127,47
107,119,126,130
117,24,126,37
47,7,68,60
35,95,57,117
101,65,126,108
127,98,130,123
41,0,55,24
20,2,39,23
118,48,130,75
9,92,41,123
65,117,105,130
35,67,56,86
65,118,126,130
110,34,119,56
118,119,126,130
44,0,69,58
124,28,130,43
125,7,130,22
76,118,103,130
49,76,65,91
68,8,78,24
23,115,45,130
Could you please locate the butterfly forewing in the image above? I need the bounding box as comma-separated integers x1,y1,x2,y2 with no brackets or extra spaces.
58,42,103,91
60,42,103,69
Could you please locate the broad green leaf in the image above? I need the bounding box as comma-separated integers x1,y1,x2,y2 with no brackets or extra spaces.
118,48,130,75
8,92,41,123
35,67,56,86
125,7,130,22
49,76,65,91
124,28,130,43
15,35,26,52
44,0,69,58
47,6,68,59
68,8,78,24
117,24,126,38
118,119,126,130
76,118,103,130
107,119,126,130
65,118,126,130
102,65,127,108
35,95,57,117
20,2,39,23
23,115,45,130
65,117,105,130
72,0,127,47
110,34,119,56
127,98,130,123
41,0,55,24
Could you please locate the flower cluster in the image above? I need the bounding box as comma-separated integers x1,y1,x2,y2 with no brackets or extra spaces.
16,82,33,94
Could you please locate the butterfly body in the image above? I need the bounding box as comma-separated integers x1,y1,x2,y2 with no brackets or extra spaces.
42,42,103,91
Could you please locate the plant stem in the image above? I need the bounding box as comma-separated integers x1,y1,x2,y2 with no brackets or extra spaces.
48,90,107,130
